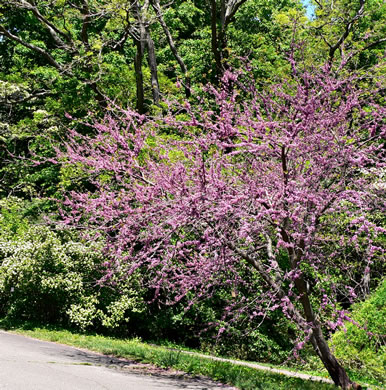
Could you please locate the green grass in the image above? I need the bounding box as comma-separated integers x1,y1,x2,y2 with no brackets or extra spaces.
0,319,377,390
147,337,385,388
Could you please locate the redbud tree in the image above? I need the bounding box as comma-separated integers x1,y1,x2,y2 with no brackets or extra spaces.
59,65,385,389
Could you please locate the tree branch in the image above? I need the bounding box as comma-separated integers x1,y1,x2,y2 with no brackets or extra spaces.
80,0,90,49
13,0,75,49
150,0,191,97
224,0,247,28
225,239,310,332
0,89,52,105
345,37,386,63
0,25,65,71
328,0,365,64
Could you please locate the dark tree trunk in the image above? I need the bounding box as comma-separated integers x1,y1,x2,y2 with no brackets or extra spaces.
134,37,145,114
132,0,160,112
210,0,224,82
292,267,361,389
278,222,362,389
145,27,160,107
209,0,247,82
310,323,362,389
219,0,227,55
227,235,361,389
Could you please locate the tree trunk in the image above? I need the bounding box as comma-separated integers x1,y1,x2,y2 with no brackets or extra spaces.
145,28,160,107
228,208,361,388
210,0,224,82
275,221,362,389
219,0,227,56
293,272,361,389
310,322,362,389
132,0,160,112
134,37,145,114
209,0,247,82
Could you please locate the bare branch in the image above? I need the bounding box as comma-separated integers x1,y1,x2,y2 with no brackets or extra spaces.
150,0,191,97
345,37,386,63
0,25,65,71
224,0,248,28
224,239,310,332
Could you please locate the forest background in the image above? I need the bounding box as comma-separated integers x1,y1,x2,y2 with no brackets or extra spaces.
0,0,385,388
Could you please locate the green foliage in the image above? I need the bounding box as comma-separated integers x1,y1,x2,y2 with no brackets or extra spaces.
309,0,386,69
209,322,295,364
228,0,303,81
0,197,30,235
0,198,145,330
127,282,296,364
330,280,386,384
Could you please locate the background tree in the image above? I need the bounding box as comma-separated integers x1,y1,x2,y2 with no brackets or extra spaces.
208,0,248,80
129,0,160,113
310,0,386,68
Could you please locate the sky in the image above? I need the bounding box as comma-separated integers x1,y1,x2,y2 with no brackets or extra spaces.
302,0,316,19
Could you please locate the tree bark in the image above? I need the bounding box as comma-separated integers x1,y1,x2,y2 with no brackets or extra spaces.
134,37,145,114
210,0,224,82
295,275,361,389
310,322,362,389
145,27,160,107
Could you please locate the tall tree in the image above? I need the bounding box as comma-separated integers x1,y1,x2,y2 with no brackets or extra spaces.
0,0,164,115
130,0,160,113
310,0,386,68
209,0,248,80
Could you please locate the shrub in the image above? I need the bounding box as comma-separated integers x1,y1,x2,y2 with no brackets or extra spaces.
0,198,145,330
330,279,386,383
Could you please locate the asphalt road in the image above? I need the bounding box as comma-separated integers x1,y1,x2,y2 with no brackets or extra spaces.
0,330,235,390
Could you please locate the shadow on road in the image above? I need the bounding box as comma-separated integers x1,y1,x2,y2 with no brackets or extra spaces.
40,341,235,389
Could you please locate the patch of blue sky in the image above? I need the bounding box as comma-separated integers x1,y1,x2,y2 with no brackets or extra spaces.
301,0,316,19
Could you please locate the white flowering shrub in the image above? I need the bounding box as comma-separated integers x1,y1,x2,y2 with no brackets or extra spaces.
0,198,145,330
67,295,100,330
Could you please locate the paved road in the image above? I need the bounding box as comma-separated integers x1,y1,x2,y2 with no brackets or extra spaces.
0,331,235,390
